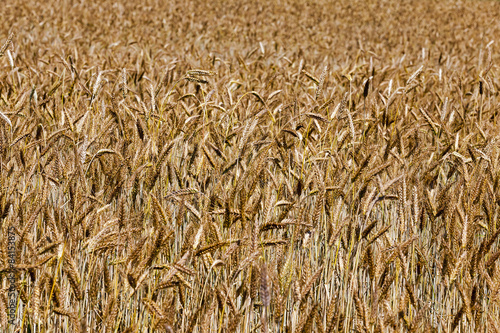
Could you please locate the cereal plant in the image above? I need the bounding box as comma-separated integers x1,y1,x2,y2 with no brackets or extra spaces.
0,0,499,332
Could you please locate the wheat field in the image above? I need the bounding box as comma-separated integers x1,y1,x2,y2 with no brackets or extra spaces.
1,0,500,332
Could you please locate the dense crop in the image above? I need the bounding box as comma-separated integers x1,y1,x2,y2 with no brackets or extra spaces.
1,0,500,332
